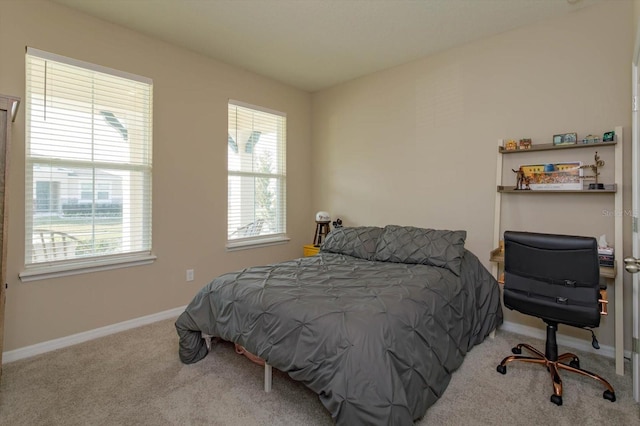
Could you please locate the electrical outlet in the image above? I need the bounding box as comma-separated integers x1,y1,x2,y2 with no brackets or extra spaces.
186,269,194,282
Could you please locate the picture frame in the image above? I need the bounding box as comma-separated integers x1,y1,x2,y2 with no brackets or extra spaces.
552,132,578,146
518,161,583,190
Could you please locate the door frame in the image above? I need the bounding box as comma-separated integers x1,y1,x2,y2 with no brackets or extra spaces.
631,26,640,402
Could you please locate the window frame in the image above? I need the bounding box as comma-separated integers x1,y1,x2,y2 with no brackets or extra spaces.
226,100,288,250
20,48,155,282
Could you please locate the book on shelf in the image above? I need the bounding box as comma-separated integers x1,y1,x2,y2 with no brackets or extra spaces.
598,246,614,267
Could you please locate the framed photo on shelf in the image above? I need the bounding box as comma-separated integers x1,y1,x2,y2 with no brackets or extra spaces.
519,161,583,190
553,132,578,146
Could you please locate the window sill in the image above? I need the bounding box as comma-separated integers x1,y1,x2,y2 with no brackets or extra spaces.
19,253,157,282
226,235,290,251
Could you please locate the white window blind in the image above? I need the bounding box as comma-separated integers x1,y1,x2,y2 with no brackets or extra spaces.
228,101,286,246
25,48,153,270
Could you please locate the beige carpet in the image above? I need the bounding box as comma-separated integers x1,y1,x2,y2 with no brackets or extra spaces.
0,318,638,425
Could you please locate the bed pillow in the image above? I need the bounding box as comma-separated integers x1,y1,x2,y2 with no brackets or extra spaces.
320,226,383,260
373,225,467,275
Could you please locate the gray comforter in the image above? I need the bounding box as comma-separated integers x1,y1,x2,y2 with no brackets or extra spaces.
176,249,502,425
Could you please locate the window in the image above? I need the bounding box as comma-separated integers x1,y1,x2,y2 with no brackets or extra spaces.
23,48,153,278
227,101,286,248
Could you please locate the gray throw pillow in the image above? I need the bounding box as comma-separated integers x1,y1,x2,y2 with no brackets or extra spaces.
373,225,467,275
320,226,383,260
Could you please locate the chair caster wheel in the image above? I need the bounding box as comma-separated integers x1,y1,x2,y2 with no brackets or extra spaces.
496,365,507,375
569,359,580,369
603,390,616,402
550,394,563,406
511,347,522,355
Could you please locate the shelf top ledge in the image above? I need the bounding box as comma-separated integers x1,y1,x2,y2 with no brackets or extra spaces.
499,140,616,154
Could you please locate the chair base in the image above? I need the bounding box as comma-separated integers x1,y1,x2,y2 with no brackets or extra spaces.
497,342,616,405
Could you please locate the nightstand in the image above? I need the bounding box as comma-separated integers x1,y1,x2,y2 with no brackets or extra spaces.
303,244,320,257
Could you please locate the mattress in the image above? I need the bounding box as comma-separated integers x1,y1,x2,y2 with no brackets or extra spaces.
176,231,502,425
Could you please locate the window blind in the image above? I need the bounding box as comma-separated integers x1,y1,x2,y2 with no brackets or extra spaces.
25,48,153,267
228,101,286,245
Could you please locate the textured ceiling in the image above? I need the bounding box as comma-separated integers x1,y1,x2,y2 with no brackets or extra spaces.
50,0,605,92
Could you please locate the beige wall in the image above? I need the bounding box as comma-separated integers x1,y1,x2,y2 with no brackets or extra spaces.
0,1,312,351
0,0,635,355
311,1,633,350
635,0,640,40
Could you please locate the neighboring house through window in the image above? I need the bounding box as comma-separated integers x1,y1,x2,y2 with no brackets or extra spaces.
22,48,154,280
227,101,287,248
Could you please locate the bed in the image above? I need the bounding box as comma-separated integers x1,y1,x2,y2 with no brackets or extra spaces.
175,225,503,425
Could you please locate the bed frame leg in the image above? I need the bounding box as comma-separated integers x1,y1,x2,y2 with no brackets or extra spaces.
489,329,496,339
264,363,272,392
201,333,213,351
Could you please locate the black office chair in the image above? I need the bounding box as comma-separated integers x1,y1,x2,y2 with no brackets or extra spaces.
496,231,616,406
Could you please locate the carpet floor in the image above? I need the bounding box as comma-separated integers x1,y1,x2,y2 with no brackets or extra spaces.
0,318,638,425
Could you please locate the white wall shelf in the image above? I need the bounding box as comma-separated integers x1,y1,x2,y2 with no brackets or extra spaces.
499,140,617,154
497,185,617,193
492,125,624,376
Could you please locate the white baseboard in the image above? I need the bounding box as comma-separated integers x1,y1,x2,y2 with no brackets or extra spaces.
2,305,187,364
499,320,631,360
4,312,628,365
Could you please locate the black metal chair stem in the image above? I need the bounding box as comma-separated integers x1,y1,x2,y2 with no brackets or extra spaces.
496,231,616,406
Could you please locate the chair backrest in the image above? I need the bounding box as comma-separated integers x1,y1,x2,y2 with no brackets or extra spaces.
503,231,601,329
230,219,265,238
32,229,79,262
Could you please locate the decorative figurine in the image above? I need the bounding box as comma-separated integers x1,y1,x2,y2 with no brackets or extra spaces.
512,167,531,190
580,152,605,189
519,138,532,150
505,139,517,150
581,134,600,144
603,131,615,142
